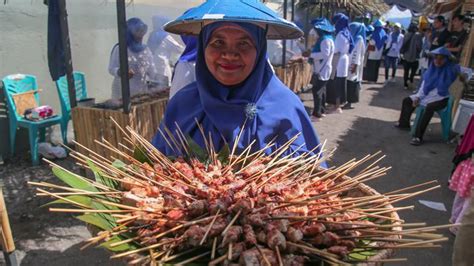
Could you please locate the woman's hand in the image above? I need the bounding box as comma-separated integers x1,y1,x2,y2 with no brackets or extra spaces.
412,97,420,107
128,69,135,79
350,64,357,74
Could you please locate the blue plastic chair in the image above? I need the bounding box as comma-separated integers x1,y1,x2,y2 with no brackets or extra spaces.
411,96,453,141
55,71,88,143
2,74,64,165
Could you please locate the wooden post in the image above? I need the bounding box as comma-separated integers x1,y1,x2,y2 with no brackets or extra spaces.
116,0,131,114
0,187,17,266
282,0,288,67
57,0,76,108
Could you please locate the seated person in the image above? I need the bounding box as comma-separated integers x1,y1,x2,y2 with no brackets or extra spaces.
395,47,465,146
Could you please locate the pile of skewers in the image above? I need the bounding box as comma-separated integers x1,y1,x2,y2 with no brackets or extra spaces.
29,120,454,265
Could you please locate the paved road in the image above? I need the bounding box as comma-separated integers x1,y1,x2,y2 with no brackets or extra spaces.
301,71,456,266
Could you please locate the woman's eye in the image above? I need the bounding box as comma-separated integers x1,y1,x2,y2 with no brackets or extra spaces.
210,40,224,48
239,41,251,49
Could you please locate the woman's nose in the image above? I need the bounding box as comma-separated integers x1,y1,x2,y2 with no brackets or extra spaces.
221,49,239,60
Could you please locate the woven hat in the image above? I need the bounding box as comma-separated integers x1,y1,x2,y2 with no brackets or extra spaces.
163,0,302,39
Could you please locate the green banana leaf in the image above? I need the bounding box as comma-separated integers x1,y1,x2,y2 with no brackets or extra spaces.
52,166,98,192
41,195,93,208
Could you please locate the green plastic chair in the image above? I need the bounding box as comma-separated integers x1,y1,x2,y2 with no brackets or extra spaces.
55,71,88,144
411,96,453,141
2,74,64,165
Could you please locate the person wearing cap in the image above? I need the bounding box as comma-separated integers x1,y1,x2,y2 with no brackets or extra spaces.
108,17,159,99
169,35,198,99
326,13,354,114
430,16,450,51
395,47,463,146
345,22,366,110
147,15,185,89
364,19,387,83
384,22,404,85
152,0,324,159
309,18,335,121
400,23,423,90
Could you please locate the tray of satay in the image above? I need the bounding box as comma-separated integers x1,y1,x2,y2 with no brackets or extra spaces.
30,122,450,265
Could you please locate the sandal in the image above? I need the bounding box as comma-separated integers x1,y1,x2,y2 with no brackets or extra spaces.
410,137,422,146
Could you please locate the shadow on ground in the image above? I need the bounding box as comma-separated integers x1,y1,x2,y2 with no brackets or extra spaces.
20,242,123,266
330,116,456,266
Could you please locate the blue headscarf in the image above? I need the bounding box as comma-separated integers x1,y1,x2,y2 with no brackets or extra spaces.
312,29,334,53
332,13,354,53
146,16,169,53
372,26,387,50
422,48,460,97
126,18,148,53
152,22,323,160
366,25,374,37
312,18,335,53
178,35,198,62
349,22,367,48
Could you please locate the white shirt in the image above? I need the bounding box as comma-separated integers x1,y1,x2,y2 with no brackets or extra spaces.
169,61,196,99
348,37,365,82
108,46,158,99
150,35,184,87
310,38,334,81
410,81,447,106
334,31,350,77
367,39,384,60
267,40,300,66
386,32,404,58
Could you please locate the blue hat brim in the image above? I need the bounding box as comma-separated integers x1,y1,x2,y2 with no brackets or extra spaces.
428,47,455,60
313,24,335,32
164,0,303,40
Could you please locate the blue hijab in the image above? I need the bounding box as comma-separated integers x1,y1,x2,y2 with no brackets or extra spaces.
146,16,169,53
178,35,198,62
152,22,323,159
312,29,334,53
372,26,387,50
126,18,148,53
422,49,460,97
349,22,367,48
332,13,354,53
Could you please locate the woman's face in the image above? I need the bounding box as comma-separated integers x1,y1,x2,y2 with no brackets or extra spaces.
433,55,446,67
205,26,257,86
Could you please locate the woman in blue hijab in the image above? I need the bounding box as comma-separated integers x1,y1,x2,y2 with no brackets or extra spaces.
326,13,354,114
152,5,323,160
363,19,387,83
310,18,335,121
169,35,198,99
395,47,464,146
346,22,367,109
108,18,158,99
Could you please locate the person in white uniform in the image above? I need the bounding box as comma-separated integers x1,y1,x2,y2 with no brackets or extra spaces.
345,22,366,109
326,13,354,113
364,20,387,83
309,18,335,121
108,17,159,99
169,35,198,99
147,15,184,88
384,22,404,84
